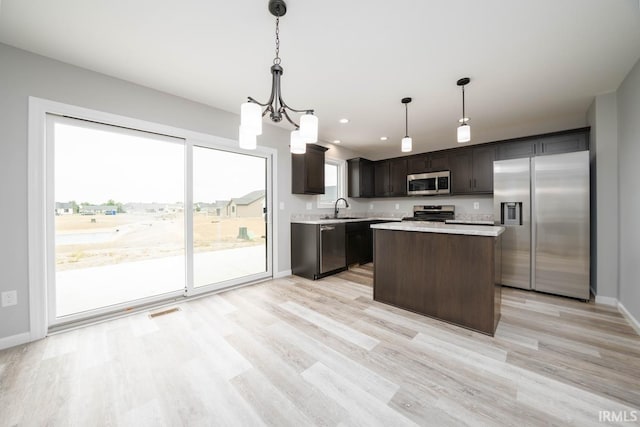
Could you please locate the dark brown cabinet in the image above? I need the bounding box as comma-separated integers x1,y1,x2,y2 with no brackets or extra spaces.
374,158,407,197
496,129,589,161
407,154,429,174
449,149,473,194
536,132,588,156
346,221,371,266
291,144,328,195
374,161,390,197
373,229,502,336
348,127,588,198
449,146,495,194
496,139,536,160
472,146,496,192
347,158,374,198
407,152,449,174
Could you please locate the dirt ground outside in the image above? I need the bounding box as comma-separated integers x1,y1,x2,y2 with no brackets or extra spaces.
55,212,266,271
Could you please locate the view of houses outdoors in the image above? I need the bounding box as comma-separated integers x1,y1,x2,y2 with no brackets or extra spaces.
53,119,267,317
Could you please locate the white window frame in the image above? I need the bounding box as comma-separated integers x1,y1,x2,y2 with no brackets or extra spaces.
317,156,347,209
28,97,277,338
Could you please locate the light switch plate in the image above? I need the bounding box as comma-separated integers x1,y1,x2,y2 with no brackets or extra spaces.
395,203,400,210
1,290,17,307
473,202,480,210
369,204,374,210
279,202,285,210
306,202,312,210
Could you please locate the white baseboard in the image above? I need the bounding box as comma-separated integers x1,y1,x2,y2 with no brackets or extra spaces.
595,295,618,306
618,302,640,336
274,269,292,278
0,332,32,351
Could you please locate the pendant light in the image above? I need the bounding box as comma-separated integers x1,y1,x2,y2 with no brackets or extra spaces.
239,0,318,154
401,97,413,153
457,77,471,143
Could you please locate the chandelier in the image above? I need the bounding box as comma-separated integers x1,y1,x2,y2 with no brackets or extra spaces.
239,0,318,154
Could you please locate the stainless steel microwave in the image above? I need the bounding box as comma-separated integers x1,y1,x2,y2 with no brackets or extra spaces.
407,171,450,196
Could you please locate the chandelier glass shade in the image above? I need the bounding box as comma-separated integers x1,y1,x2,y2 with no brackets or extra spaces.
239,0,318,154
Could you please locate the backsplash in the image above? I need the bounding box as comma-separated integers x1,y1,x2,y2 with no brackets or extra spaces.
454,212,494,222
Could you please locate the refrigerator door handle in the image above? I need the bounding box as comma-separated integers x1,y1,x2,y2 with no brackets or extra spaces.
531,158,536,291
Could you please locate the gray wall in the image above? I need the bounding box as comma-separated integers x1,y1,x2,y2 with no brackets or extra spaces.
586,92,619,298
617,58,640,321
0,43,359,340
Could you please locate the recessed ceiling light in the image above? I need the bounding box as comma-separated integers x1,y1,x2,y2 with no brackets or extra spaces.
333,140,341,144
380,136,388,141
339,118,349,124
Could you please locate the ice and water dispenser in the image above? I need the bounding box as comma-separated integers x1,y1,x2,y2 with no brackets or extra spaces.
500,202,523,226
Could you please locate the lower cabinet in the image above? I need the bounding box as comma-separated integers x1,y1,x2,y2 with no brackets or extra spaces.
346,220,390,266
291,223,346,280
292,220,385,279
346,222,372,266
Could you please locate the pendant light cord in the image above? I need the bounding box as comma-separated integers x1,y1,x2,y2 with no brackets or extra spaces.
274,17,281,65
462,84,466,122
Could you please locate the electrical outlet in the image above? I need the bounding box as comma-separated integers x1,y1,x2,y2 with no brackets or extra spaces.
395,203,400,210
279,201,285,210
473,202,480,210
369,204,374,210
306,202,312,210
1,290,17,307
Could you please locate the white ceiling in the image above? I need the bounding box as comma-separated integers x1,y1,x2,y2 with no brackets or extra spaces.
1,0,639,159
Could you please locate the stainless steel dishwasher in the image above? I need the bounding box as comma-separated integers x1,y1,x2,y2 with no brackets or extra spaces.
319,223,346,274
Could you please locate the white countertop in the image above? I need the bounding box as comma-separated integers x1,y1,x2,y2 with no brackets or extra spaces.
291,217,403,225
445,219,496,225
371,221,505,237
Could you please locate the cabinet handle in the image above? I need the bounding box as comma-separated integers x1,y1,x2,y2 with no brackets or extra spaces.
469,179,472,188
474,178,477,188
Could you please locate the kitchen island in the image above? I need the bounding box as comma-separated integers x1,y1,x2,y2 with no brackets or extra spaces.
371,221,505,336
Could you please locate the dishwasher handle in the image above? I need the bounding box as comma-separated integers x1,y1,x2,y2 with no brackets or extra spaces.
320,225,335,231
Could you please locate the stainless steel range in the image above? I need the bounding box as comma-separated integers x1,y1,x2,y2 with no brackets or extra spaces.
403,205,455,222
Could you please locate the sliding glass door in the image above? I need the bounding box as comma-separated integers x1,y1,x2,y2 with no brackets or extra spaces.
192,146,268,289
47,114,272,325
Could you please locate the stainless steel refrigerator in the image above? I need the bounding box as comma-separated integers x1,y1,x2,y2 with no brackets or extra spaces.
493,151,590,300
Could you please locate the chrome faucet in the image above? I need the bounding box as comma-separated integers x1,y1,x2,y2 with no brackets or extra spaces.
334,197,349,218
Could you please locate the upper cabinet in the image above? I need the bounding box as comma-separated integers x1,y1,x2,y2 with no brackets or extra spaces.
496,129,589,160
449,145,495,194
496,139,536,160
536,132,588,156
407,152,449,174
346,128,589,198
374,158,407,197
291,144,328,195
347,158,374,198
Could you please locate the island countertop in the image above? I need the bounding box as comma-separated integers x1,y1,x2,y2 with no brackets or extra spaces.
371,221,505,237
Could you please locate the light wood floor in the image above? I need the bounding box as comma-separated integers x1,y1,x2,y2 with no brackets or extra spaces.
1,265,639,426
